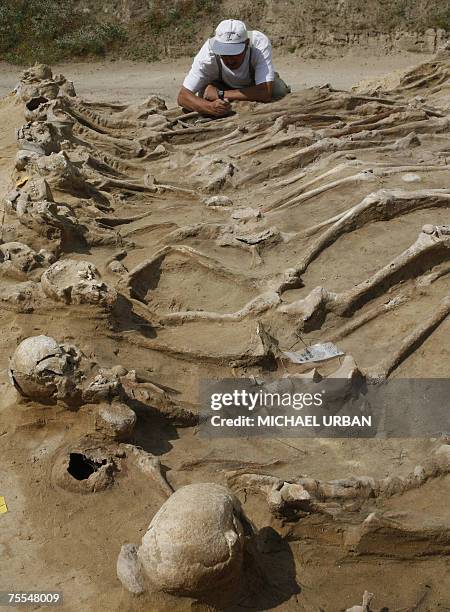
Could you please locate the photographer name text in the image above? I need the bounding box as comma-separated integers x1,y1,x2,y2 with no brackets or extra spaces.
210,414,372,428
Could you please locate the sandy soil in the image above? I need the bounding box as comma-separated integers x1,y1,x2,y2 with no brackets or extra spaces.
0,51,433,104
0,51,449,612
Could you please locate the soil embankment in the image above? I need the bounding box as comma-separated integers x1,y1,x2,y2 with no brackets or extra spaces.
0,0,448,64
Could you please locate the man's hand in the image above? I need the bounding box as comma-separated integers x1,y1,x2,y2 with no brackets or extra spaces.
177,86,231,117
207,99,231,117
204,84,219,101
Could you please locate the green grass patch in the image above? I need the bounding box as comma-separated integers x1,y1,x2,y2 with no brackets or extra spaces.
428,5,450,30
56,23,127,56
146,0,216,36
0,0,126,64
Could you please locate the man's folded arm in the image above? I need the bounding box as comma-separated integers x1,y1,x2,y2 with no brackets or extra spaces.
177,86,210,113
221,81,273,102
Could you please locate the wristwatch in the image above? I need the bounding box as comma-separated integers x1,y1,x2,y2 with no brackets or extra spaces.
217,89,225,100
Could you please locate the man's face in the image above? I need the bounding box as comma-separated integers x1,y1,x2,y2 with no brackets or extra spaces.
220,42,248,70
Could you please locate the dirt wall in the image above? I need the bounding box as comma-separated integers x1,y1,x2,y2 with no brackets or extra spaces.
0,0,448,64
117,0,449,57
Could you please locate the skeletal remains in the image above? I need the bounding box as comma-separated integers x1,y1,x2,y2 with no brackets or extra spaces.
3,53,450,608
8,334,122,406
227,442,450,518
117,483,250,603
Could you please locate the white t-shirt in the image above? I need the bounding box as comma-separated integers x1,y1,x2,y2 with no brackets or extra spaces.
183,30,275,93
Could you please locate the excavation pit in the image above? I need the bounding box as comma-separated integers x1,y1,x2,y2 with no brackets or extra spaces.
2,50,450,610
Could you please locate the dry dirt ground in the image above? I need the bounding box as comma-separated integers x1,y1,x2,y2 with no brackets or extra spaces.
0,51,449,612
0,52,433,104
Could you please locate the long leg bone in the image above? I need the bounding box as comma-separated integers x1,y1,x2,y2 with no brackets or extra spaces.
368,293,450,382
267,165,450,214
280,225,450,327
121,444,174,497
227,443,450,514
294,191,450,274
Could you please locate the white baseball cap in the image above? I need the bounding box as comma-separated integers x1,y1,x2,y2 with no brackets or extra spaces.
210,19,249,56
